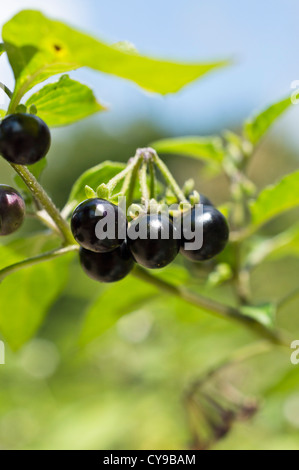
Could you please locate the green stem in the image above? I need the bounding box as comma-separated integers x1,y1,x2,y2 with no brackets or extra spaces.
149,160,156,199
277,288,299,312
108,155,142,194
139,161,150,207
7,90,23,115
0,245,79,282
122,155,143,208
152,152,187,203
0,82,13,100
132,266,289,346
10,163,74,246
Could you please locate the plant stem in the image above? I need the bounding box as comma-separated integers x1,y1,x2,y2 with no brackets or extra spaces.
0,245,79,282
10,163,74,246
7,90,23,115
0,82,13,100
132,266,289,346
122,155,143,208
149,160,156,199
139,161,150,208
152,152,187,203
107,155,142,194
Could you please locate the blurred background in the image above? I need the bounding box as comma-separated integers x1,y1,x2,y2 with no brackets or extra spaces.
0,0,299,450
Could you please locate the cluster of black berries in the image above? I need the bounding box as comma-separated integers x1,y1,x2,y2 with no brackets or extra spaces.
0,113,51,236
71,197,229,284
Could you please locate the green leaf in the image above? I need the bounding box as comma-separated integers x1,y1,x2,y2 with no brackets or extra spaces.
250,170,299,228
248,223,299,266
151,136,224,163
0,44,4,56
26,75,106,127
80,275,159,345
241,304,276,330
0,110,6,119
0,234,73,350
64,161,125,215
3,10,228,103
244,97,292,145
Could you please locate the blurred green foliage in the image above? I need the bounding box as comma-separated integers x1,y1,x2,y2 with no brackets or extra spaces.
0,119,299,450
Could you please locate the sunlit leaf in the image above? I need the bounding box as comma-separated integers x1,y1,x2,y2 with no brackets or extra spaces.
151,136,224,163
26,75,106,127
80,275,159,345
244,97,292,145
250,170,299,228
0,110,6,118
3,10,229,103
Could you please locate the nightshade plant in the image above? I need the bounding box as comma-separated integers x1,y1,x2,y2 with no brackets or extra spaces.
0,9,298,447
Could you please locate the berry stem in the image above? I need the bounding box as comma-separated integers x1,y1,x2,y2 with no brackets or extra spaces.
149,160,156,199
152,152,187,203
0,245,79,283
121,153,143,207
107,154,142,194
0,82,13,100
132,266,289,346
9,163,75,246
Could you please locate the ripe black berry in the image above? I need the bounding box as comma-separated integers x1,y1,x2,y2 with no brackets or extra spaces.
79,242,134,283
127,214,180,269
0,114,51,165
0,185,25,236
199,194,213,207
71,198,128,253
181,205,229,261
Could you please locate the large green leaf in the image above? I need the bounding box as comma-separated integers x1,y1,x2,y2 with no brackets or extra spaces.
64,161,125,215
151,136,224,163
3,10,228,102
244,97,292,145
250,170,299,228
0,44,4,56
26,75,105,127
0,235,73,350
80,275,159,345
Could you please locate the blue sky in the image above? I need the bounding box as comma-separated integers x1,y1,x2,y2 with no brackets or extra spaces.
1,0,299,145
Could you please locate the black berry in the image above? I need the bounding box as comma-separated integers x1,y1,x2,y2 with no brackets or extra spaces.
127,214,180,269
0,113,51,165
181,205,229,261
199,194,213,207
71,198,128,253
79,242,134,283
0,185,25,236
